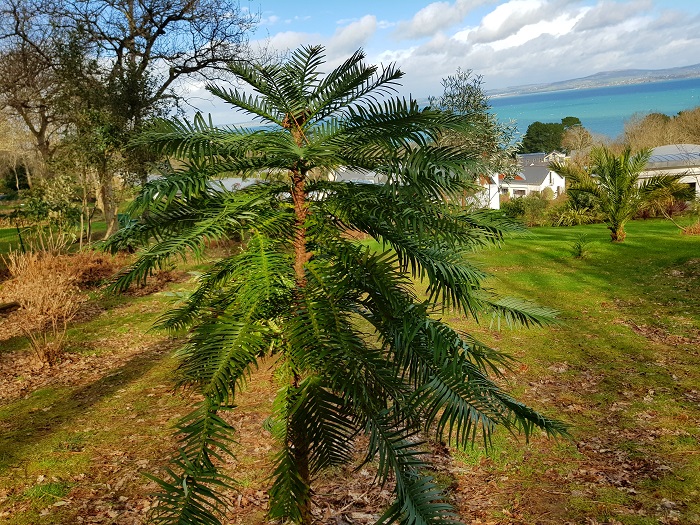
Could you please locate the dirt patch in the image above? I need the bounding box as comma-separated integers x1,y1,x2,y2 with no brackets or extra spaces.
121,269,190,297
0,330,178,404
618,319,700,346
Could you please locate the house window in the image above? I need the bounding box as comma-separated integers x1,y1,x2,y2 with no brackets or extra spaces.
514,189,526,196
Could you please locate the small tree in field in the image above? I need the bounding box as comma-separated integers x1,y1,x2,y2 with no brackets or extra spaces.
107,46,566,525
552,146,692,242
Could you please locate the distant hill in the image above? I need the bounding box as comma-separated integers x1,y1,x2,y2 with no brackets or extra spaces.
488,63,700,97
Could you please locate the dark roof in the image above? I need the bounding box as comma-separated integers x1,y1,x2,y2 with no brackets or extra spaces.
518,165,551,186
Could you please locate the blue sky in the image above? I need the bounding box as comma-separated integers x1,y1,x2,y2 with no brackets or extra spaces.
188,0,700,122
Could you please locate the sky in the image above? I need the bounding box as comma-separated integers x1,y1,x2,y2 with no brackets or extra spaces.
186,0,700,122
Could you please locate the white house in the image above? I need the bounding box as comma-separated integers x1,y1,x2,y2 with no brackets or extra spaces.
332,167,503,210
500,152,567,198
639,144,700,197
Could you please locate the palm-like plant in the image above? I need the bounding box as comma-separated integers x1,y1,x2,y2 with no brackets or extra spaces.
107,46,566,525
552,146,691,242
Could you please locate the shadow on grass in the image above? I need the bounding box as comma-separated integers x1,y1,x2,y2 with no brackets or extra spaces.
0,341,173,472
0,335,28,355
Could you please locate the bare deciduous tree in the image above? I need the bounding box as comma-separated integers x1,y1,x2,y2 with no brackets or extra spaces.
0,0,257,236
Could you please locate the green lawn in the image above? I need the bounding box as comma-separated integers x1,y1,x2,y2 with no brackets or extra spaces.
0,217,698,524
447,218,700,524
0,227,20,256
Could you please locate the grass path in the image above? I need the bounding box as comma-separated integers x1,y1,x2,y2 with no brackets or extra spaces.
0,218,698,524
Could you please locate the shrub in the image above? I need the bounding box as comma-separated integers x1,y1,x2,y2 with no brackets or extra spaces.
571,233,592,258
69,251,125,288
502,192,550,226
1,251,84,365
550,204,600,226
682,219,700,235
0,249,121,365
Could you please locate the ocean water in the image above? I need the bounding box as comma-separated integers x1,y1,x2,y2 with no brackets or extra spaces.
489,77,700,140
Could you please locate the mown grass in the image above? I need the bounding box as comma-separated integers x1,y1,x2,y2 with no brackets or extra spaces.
0,217,698,524
448,218,700,524
0,227,19,257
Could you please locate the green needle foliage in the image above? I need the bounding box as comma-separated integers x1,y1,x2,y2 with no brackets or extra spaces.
106,45,567,525
552,146,693,242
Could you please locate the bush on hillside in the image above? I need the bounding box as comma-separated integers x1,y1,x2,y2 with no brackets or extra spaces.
501,191,551,226
0,250,123,365
1,251,84,365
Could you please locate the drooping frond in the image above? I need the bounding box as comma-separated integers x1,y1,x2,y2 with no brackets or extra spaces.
106,184,293,293
146,398,236,525
287,377,358,474
145,462,232,525
481,295,559,329
378,475,460,525
363,410,460,525
267,385,312,524
175,314,269,401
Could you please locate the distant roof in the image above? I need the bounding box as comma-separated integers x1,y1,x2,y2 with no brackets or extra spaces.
516,152,547,166
516,151,566,167
651,144,700,155
332,167,385,184
647,144,700,169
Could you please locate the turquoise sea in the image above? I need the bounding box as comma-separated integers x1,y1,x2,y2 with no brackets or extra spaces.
489,77,700,140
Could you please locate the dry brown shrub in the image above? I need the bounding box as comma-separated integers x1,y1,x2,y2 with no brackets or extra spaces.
0,250,101,366
69,251,127,289
22,227,76,255
682,220,700,235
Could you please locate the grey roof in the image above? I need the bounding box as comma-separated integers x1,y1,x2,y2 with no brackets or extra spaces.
651,144,700,155
647,153,700,169
333,168,385,184
647,144,700,170
516,152,547,166
518,165,551,186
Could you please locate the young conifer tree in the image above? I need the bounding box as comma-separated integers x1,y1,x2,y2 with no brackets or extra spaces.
107,45,566,525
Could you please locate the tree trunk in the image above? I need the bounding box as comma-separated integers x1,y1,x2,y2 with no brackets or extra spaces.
96,172,119,238
609,224,626,242
290,168,313,524
22,158,32,189
288,115,313,524
290,397,313,525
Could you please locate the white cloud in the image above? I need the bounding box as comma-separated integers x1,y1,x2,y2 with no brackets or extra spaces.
261,14,280,25
328,15,378,56
394,0,496,40
372,0,700,96
284,15,311,24
574,0,652,31
267,31,316,50
191,0,700,121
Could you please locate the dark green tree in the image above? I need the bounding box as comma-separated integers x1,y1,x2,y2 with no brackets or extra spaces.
108,46,566,525
560,116,581,129
520,117,581,154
